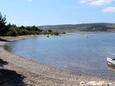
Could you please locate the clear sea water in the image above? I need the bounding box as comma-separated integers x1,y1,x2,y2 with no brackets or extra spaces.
6,32,115,80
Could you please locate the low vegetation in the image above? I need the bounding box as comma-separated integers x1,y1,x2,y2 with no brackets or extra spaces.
0,13,60,36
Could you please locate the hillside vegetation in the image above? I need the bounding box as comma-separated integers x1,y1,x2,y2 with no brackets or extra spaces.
0,13,59,36
39,23,115,32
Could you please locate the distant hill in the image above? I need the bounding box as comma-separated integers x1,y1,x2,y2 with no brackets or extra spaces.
39,23,115,32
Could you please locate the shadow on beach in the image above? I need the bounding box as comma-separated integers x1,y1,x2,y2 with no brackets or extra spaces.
0,58,27,86
0,38,10,42
0,58,8,67
0,69,26,86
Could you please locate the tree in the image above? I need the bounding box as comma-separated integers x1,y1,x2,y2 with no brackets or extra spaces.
0,13,7,35
48,29,52,33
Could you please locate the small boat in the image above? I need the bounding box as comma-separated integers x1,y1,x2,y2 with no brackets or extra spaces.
107,57,115,66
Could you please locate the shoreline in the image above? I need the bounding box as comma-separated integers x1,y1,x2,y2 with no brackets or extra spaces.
0,36,114,86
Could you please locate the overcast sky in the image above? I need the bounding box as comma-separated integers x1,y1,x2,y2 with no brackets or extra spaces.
0,0,115,26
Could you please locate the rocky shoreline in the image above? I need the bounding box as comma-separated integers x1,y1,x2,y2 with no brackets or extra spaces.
0,36,114,86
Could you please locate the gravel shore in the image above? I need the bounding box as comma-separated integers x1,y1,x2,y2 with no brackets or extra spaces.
0,36,114,86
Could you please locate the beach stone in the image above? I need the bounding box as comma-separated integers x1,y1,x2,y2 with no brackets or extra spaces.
86,81,109,86
97,81,109,86
86,81,97,86
79,81,86,86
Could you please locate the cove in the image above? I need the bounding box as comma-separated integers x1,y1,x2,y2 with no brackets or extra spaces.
5,32,115,80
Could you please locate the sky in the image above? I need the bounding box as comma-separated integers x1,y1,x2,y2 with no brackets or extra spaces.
0,0,115,26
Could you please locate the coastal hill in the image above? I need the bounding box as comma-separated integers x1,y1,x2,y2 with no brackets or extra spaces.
39,23,115,32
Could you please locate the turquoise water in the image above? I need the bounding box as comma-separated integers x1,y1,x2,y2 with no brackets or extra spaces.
6,32,115,80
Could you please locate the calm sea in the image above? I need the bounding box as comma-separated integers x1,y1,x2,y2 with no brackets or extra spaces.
6,32,115,80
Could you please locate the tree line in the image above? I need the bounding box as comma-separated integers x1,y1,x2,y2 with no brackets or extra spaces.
0,13,59,36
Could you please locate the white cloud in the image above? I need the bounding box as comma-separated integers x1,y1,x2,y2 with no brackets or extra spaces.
103,7,115,13
27,0,33,2
80,0,113,6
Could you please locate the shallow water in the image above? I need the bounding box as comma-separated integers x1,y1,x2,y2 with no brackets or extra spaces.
6,32,115,80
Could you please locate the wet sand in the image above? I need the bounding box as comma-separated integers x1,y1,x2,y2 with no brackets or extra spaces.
0,36,114,86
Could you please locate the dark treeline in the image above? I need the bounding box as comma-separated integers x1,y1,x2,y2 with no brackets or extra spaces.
5,24,43,36
0,13,59,36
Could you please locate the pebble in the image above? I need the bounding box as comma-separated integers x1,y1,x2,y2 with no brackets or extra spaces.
79,81,111,86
